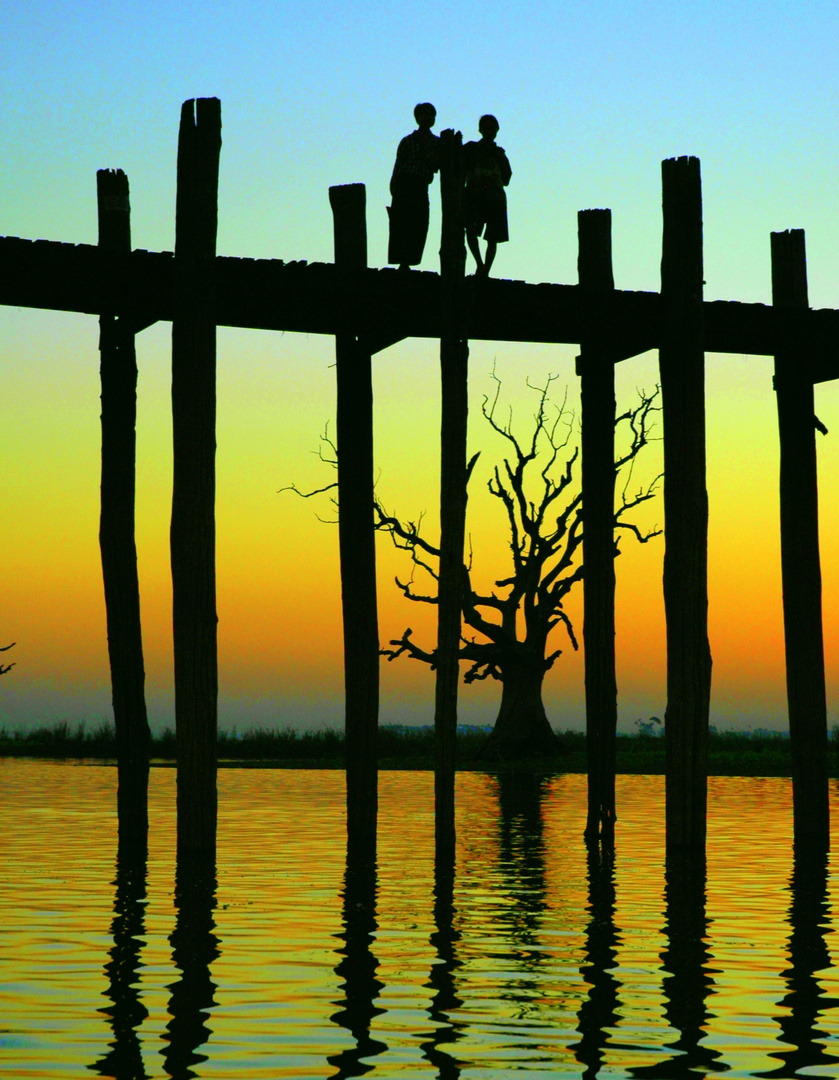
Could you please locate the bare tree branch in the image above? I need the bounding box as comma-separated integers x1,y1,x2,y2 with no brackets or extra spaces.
381,628,436,666
286,376,660,747
0,642,15,676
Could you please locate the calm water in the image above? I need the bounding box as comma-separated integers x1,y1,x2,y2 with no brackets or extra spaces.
3,762,839,1078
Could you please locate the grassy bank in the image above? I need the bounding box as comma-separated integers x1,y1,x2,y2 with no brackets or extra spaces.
0,721,835,776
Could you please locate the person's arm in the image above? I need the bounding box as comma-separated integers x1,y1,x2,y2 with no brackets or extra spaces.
431,134,441,176
390,135,408,193
498,147,512,186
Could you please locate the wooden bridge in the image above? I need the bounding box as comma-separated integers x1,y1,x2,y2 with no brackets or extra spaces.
5,233,839,375
1,97,833,858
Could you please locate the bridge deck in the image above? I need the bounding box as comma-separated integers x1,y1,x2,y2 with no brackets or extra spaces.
2,234,838,381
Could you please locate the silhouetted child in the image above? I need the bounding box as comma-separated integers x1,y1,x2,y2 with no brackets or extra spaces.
464,115,512,277
388,103,440,270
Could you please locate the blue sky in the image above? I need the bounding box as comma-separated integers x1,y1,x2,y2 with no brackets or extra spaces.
4,1,839,296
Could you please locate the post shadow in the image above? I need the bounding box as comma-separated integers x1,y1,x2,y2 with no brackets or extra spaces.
328,851,386,1078
161,851,220,1079
421,841,464,1079
571,844,621,1077
88,847,150,1079
629,851,722,1077
757,842,839,1077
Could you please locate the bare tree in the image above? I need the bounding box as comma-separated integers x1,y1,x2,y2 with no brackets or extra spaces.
377,374,661,758
0,643,15,676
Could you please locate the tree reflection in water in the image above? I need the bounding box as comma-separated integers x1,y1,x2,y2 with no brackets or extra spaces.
630,851,723,1077
161,851,219,1080
89,846,150,1079
421,844,464,1079
327,853,386,1078
758,842,839,1078
571,842,621,1077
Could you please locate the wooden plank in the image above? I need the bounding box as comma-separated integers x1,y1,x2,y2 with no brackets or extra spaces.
577,209,618,848
97,167,150,854
171,98,222,857
329,183,379,860
660,156,711,853
772,229,829,846
435,129,468,856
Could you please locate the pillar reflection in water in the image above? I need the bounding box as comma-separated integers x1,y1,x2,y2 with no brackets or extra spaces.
495,772,550,969
421,844,464,1078
161,851,219,1080
630,851,722,1077
572,843,621,1077
89,847,150,1079
758,842,839,1078
328,854,386,1078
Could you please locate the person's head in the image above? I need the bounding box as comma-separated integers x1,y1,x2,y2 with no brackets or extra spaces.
478,114,499,140
414,102,436,130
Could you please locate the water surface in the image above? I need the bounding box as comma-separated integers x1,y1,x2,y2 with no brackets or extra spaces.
2,760,839,1077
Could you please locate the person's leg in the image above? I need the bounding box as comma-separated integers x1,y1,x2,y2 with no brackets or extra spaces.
466,227,484,273
483,240,497,275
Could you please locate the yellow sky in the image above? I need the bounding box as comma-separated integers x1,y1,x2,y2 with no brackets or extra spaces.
3,298,839,735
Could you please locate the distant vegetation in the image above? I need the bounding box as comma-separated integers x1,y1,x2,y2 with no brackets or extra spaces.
1,721,837,776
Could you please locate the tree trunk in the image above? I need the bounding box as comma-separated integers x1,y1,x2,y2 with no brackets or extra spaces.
481,656,558,758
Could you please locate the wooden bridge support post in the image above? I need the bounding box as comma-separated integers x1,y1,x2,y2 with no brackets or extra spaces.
328,183,379,860
435,129,468,856
577,209,618,847
771,229,829,846
97,168,150,851
660,156,711,852
171,98,222,856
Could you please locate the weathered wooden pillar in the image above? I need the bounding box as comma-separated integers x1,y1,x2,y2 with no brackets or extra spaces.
97,167,150,852
578,209,618,847
772,229,829,846
328,183,379,859
171,98,221,856
659,156,711,852
436,129,468,855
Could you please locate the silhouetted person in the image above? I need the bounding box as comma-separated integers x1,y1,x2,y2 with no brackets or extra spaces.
464,115,512,277
388,103,440,270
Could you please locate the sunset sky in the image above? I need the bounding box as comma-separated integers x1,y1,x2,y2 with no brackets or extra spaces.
3,0,839,735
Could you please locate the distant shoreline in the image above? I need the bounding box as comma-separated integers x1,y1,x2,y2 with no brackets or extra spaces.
1,723,834,777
